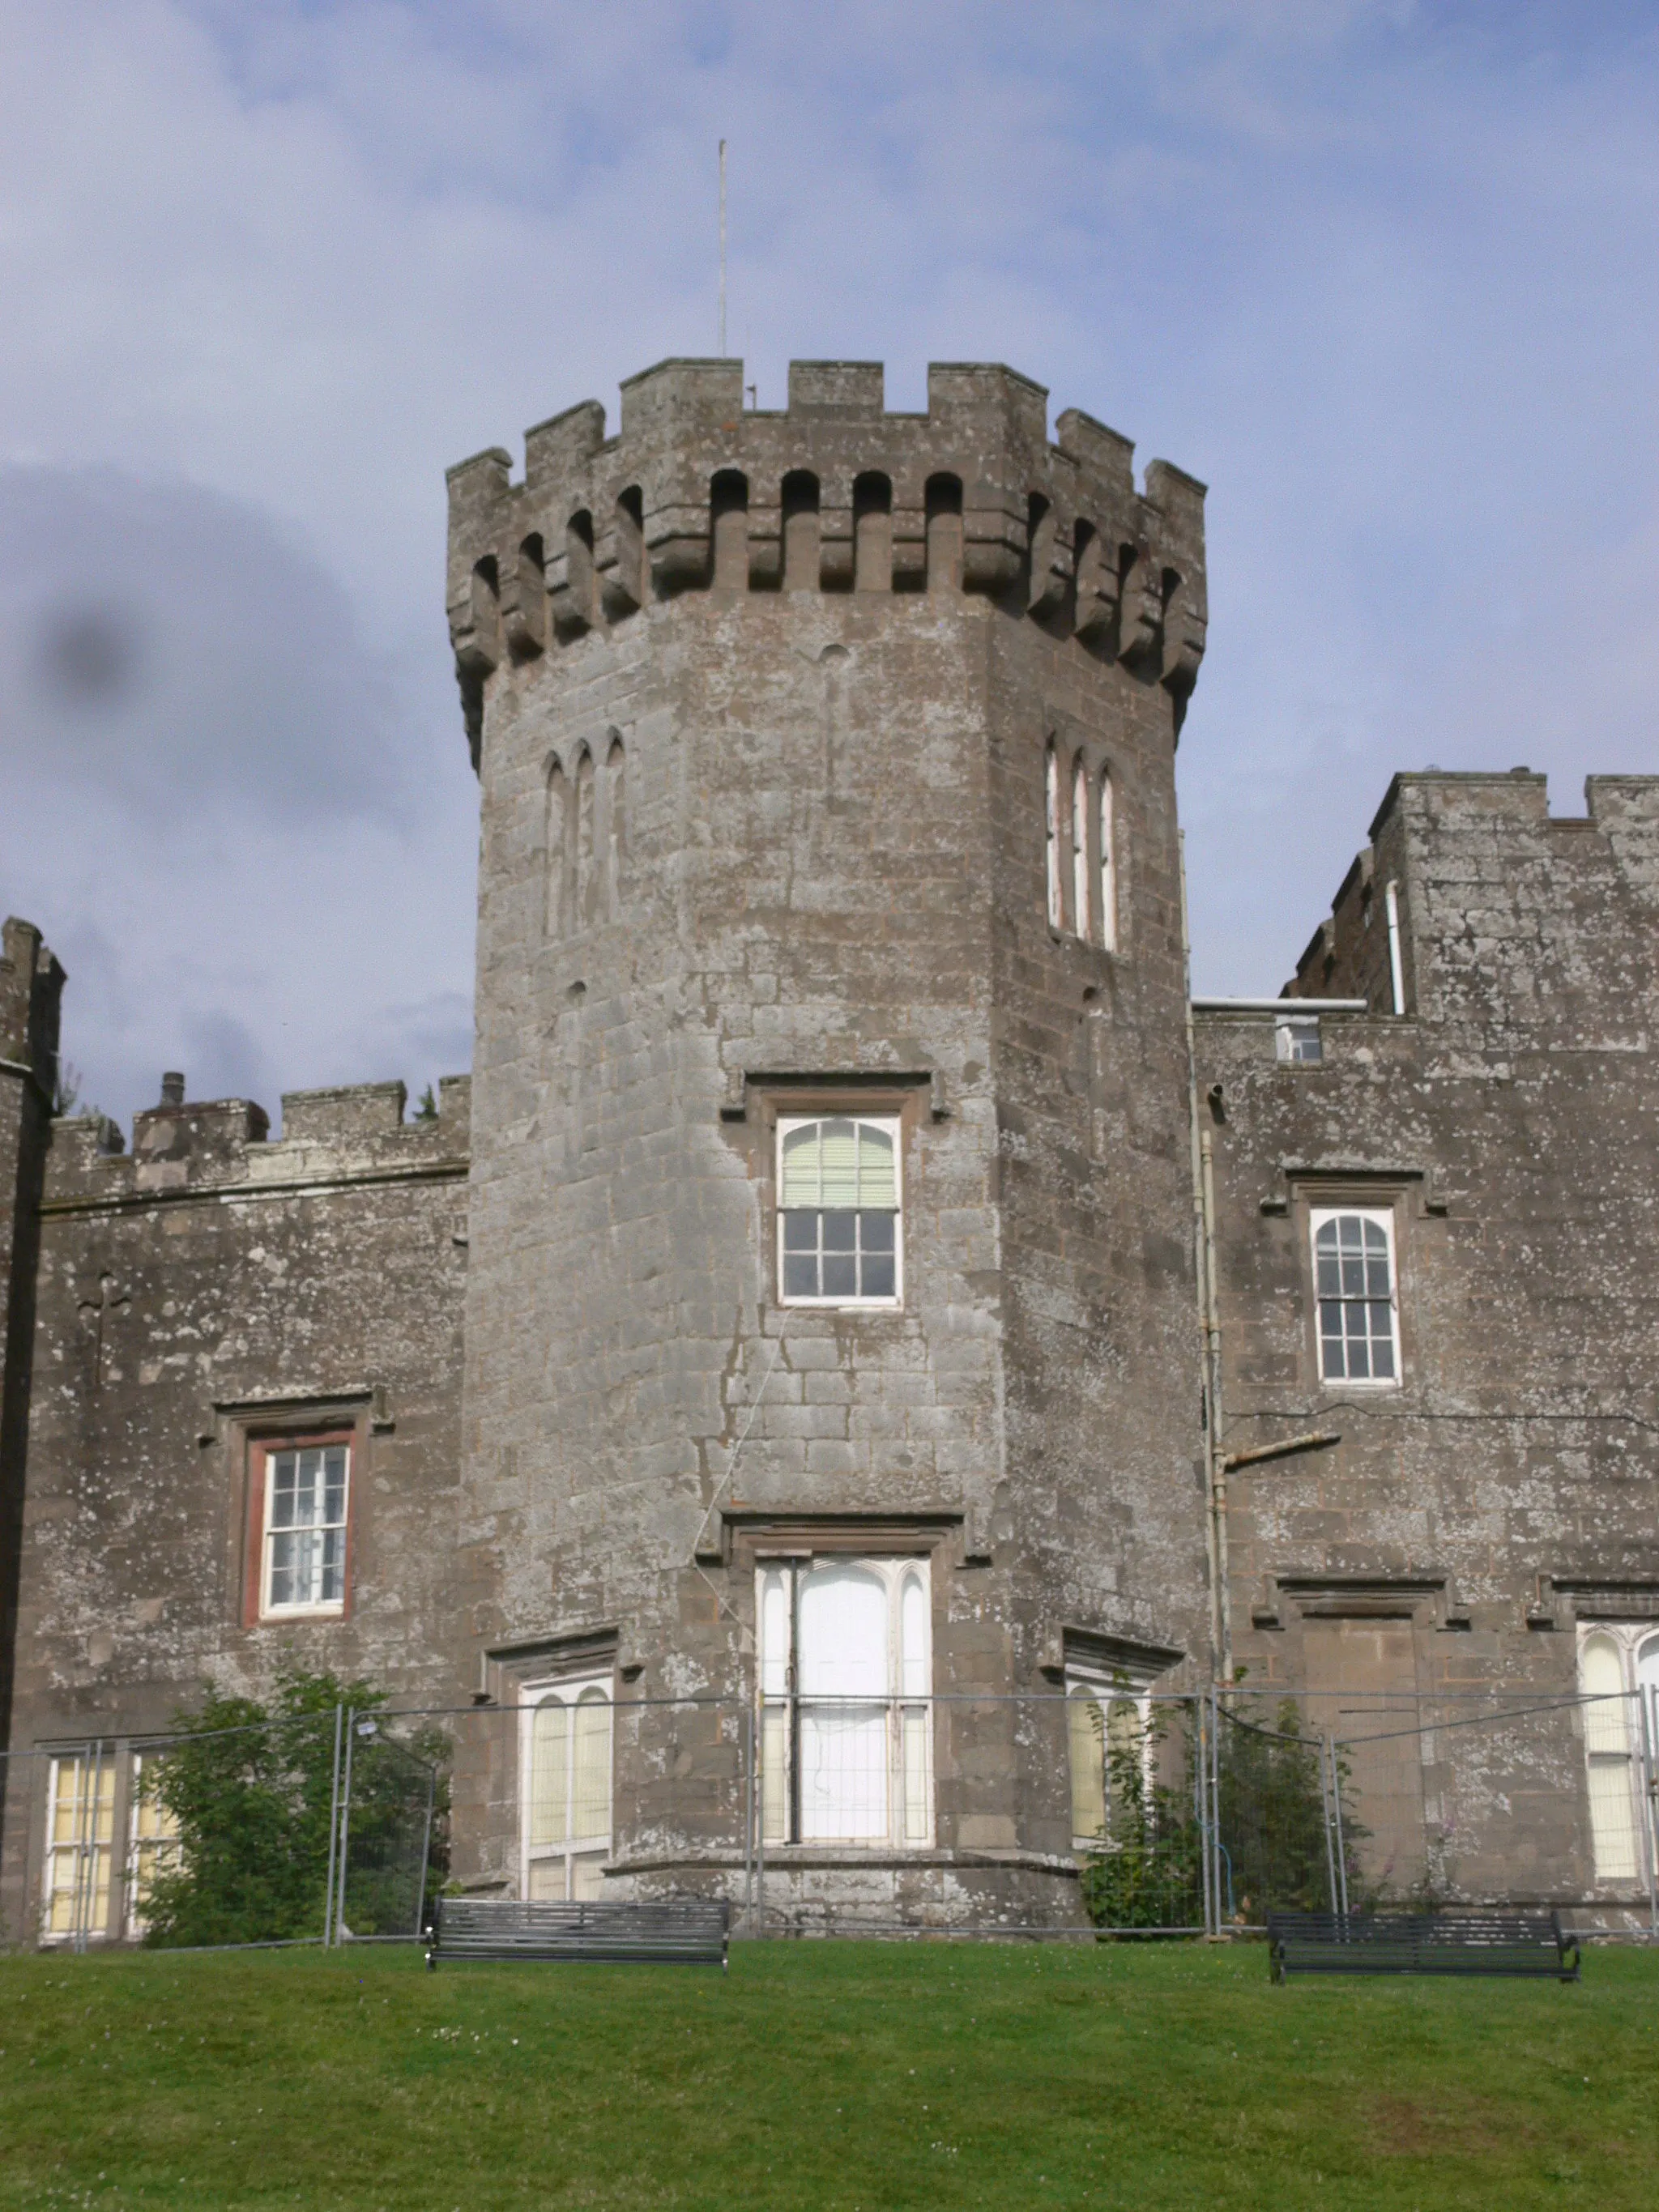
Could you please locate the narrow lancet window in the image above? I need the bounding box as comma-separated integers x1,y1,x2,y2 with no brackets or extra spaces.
1099,772,1117,951
544,760,568,939
1045,744,1063,931
603,737,625,919
574,748,596,927
1072,758,1091,943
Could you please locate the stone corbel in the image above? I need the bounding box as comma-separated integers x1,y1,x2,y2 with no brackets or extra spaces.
1115,545,1163,670
1072,527,1121,646
501,540,547,661
448,560,501,679
1026,506,1069,620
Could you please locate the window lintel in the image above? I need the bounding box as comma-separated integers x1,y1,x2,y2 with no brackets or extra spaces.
722,1068,943,1124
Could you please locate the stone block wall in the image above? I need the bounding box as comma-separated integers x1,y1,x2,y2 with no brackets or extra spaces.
1197,770,1659,1907
449,356,1213,1919
0,1071,469,1940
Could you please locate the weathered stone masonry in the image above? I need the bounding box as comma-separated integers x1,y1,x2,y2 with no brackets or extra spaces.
0,1075,468,1938
1195,769,1659,1908
1,354,1655,1938
446,356,1211,1923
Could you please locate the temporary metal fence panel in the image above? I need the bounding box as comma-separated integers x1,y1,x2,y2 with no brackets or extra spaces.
329,1713,439,1945
391,1690,1213,1941
9,1687,1659,1950
1209,1688,1659,1935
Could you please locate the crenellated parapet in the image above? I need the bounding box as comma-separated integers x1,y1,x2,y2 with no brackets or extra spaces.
446,357,1208,764
41,1073,471,1208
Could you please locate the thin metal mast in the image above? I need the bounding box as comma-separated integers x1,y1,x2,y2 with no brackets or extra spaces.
718,140,727,356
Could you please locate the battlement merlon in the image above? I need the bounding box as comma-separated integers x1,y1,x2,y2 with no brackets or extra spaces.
41,1074,472,1207
1,917,65,1097
445,356,1208,765
1283,770,1659,1012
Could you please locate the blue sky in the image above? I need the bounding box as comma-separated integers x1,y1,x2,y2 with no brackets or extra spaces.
2,1,1657,1127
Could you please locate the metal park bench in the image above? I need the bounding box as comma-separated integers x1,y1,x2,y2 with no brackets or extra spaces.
425,1894,730,1971
1267,1911,1580,1984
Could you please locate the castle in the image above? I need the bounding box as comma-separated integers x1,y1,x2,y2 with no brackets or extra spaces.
2,356,1656,1939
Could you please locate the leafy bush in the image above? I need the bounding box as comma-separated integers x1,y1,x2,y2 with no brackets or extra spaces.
1214,1700,1371,1923
1077,1702,1204,1933
139,1667,446,1950
1078,1694,1371,1933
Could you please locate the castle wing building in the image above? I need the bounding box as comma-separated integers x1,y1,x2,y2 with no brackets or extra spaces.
0,358,1655,1940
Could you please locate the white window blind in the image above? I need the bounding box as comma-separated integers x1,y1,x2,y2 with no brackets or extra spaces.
757,1558,932,1848
778,1117,902,1305
522,1678,612,1902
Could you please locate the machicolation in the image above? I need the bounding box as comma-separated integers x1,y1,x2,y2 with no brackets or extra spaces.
446,357,1208,765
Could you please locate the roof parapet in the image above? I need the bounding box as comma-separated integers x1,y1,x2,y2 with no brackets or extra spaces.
446,356,1209,768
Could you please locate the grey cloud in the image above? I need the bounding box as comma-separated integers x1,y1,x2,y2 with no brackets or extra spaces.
0,466,411,829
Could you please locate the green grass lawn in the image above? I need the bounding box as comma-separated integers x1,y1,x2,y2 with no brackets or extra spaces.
0,1938,1653,2210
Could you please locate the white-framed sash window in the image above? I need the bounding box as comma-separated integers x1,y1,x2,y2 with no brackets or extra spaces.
126,1753,183,1937
521,1676,613,1902
1311,1208,1401,1386
1577,1627,1659,1887
758,1557,932,1848
260,1441,350,1617
778,1115,902,1307
42,1750,115,1942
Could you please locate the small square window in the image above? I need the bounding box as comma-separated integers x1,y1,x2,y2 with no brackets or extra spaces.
42,1750,115,1942
1276,1018,1322,1064
777,1115,902,1306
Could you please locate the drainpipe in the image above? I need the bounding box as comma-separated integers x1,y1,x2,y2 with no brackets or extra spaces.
1384,880,1406,1016
1200,1129,1232,1687
1179,833,1226,1682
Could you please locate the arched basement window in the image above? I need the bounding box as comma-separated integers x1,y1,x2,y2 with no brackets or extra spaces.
524,1677,613,1903
1580,1636,1639,1882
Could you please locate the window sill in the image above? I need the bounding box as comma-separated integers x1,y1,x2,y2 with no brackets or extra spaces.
257,1605,347,1622
778,1298,904,1314
612,1843,1082,1876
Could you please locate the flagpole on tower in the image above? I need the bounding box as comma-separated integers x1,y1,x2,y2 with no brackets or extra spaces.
718,139,727,358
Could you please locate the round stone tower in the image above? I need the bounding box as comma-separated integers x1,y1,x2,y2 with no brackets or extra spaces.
445,356,1212,1926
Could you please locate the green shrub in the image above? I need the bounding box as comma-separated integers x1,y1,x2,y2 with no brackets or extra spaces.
139,1666,446,1949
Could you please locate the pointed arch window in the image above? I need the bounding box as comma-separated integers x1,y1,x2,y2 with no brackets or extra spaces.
544,758,569,939
1580,1637,1638,1882
1044,745,1118,951
574,748,597,927
1098,771,1117,952
1071,757,1091,942
1045,744,1063,931
603,736,625,920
